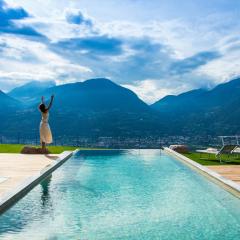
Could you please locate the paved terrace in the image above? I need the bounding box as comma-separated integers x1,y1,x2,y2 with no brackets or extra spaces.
208,165,240,186
0,154,59,199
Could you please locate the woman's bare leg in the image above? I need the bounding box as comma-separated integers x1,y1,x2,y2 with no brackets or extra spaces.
42,142,46,150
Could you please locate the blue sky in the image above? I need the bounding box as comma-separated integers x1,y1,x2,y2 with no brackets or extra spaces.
1,0,240,103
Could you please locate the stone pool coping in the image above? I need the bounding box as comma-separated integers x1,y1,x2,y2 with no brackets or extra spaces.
0,149,78,214
164,147,240,198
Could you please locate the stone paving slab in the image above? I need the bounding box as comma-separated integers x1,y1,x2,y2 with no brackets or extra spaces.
208,165,240,186
0,154,59,198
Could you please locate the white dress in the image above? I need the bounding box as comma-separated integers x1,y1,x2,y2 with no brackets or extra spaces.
40,112,52,144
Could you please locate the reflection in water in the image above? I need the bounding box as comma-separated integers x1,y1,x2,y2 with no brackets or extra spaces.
0,175,53,234
40,175,52,207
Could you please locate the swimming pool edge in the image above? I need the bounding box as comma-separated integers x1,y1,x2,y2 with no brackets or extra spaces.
164,147,240,198
0,149,79,215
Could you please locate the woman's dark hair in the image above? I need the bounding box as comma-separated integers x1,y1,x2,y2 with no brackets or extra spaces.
39,103,47,113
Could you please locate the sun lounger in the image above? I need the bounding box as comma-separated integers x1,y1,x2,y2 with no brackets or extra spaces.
196,148,218,160
196,136,240,163
216,145,238,155
197,145,239,162
233,147,240,153
216,145,239,162
196,148,218,154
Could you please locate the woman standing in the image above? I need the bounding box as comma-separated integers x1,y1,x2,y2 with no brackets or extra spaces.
39,95,54,151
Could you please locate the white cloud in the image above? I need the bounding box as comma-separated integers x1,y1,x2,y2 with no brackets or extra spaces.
2,0,240,102
0,35,92,91
197,51,240,84
122,80,171,103
123,79,194,104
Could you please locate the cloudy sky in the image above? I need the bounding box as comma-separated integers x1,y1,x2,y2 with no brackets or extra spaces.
1,0,240,103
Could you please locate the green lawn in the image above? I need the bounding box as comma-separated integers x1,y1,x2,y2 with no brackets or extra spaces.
0,144,78,154
183,152,240,165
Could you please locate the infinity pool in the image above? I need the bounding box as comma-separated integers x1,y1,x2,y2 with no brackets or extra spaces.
0,150,240,239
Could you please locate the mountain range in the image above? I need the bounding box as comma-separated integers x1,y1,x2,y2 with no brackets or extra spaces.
1,78,164,138
9,80,56,105
1,77,240,140
151,78,240,135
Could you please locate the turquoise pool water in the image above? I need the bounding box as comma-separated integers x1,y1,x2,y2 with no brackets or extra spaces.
0,150,240,239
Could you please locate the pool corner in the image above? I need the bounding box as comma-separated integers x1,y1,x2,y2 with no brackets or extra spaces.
164,147,240,198
0,150,75,215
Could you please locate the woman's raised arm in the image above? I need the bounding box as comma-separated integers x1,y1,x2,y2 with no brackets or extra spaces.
47,95,54,111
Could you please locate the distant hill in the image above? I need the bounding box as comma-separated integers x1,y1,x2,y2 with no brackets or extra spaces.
151,78,240,135
4,78,164,138
151,89,206,113
8,80,56,104
40,78,150,112
0,90,21,111
0,90,23,134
